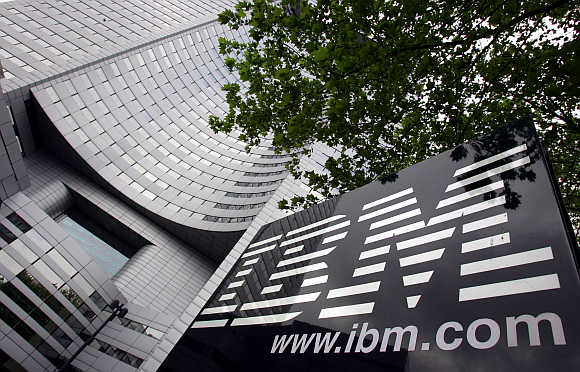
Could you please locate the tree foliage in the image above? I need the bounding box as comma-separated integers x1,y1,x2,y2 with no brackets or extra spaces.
209,0,579,235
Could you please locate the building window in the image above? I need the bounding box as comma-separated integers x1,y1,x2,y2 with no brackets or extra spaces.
57,216,128,278
0,222,17,243
6,213,31,233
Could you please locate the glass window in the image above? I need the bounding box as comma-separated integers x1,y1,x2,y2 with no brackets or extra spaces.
36,341,64,367
58,216,129,280
91,338,143,367
1,303,47,350
78,301,96,321
89,291,107,310
59,284,83,308
50,327,73,348
0,222,17,243
1,281,35,313
64,314,84,335
1,277,72,345
59,284,95,321
18,270,50,300
6,213,31,233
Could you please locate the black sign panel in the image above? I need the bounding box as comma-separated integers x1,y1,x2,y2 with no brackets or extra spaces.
160,119,580,372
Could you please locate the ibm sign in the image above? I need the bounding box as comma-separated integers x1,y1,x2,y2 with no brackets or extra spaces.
160,119,580,372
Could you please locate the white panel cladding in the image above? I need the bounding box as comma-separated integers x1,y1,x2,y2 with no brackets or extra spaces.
0,0,239,91
139,149,337,371
24,153,216,317
0,191,133,371
30,18,290,235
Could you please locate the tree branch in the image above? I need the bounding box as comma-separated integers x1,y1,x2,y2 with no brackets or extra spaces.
396,0,570,54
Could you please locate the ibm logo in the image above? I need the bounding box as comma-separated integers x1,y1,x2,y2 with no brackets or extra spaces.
192,143,560,329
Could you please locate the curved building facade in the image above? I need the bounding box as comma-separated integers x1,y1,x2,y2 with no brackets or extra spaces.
30,19,290,261
0,0,336,371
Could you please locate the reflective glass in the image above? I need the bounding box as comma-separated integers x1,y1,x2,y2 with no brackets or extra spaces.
0,222,17,243
6,213,31,233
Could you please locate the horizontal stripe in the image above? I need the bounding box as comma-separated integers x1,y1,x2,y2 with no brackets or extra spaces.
428,196,505,226
446,156,530,192
322,231,348,244
218,293,237,301
319,302,375,319
191,319,229,328
200,305,237,315
277,247,336,267
461,232,511,253
242,257,259,266
261,284,283,294
436,180,504,209
227,280,244,289
399,248,445,267
248,234,283,249
358,198,418,222
235,268,252,277
353,262,386,277
231,312,302,326
460,247,553,276
284,245,304,255
364,221,425,245
280,220,351,247
397,228,455,251
286,215,347,237
269,262,328,280
359,245,390,260
301,275,328,287
241,244,277,259
362,188,414,210
240,292,320,311
402,271,434,286
327,281,381,299
459,274,560,302
462,213,508,233
369,208,422,230
453,144,528,177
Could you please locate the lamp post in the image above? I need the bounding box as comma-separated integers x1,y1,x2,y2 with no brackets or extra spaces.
58,300,128,372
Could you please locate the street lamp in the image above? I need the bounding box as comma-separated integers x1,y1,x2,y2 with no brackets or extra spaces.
58,300,128,371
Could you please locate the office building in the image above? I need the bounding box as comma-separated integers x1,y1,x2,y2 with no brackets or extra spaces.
0,0,336,370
